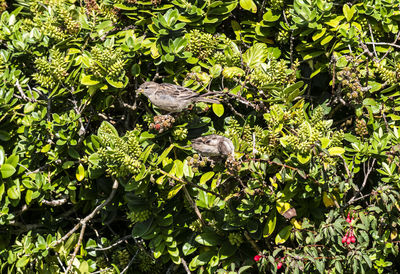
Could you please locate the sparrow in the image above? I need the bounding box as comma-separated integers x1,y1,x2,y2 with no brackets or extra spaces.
137,81,220,113
191,134,234,158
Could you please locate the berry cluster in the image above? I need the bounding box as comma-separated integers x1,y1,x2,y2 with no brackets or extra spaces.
127,209,152,223
342,212,357,245
33,48,69,89
149,115,175,133
336,58,365,103
186,154,207,173
254,254,284,270
96,123,143,177
172,127,188,141
89,46,126,80
185,29,218,60
355,118,368,136
228,232,244,247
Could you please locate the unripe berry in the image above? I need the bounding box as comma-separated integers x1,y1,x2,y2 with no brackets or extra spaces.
277,262,283,270
254,255,261,262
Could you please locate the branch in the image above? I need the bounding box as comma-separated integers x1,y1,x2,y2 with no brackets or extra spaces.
50,178,119,249
366,41,400,49
379,31,400,62
90,235,132,251
244,231,260,253
181,258,191,274
42,197,68,206
347,158,376,205
183,185,205,226
15,79,36,102
120,250,139,274
66,223,87,273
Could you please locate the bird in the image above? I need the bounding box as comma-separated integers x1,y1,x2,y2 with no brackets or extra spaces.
137,81,220,113
191,134,234,158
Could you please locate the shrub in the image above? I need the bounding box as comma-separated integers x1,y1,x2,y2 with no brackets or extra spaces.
1,0,400,273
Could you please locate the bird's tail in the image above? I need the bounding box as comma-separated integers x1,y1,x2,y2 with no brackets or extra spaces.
194,97,220,104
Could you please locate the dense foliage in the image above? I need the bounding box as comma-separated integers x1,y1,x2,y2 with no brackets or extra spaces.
1,0,400,273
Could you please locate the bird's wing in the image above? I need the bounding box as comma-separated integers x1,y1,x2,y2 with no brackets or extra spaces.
157,83,199,99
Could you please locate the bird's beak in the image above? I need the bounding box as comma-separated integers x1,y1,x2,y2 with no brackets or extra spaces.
137,88,143,94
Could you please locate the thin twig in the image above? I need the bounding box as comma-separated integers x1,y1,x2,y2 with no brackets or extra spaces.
244,231,260,253
378,31,400,62
368,24,378,58
120,250,139,274
15,79,36,102
367,41,400,49
347,158,376,205
42,197,68,206
91,235,132,251
50,178,119,249
183,186,205,226
181,258,191,274
66,223,87,273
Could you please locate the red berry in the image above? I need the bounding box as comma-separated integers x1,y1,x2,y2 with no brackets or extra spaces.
254,255,261,262
346,237,351,245
346,217,351,223
351,236,356,243
342,235,347,244
277,262,283,270
154,124,161,130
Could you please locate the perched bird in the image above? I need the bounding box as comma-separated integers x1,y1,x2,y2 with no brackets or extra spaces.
191,134,234,157
137,81,220,113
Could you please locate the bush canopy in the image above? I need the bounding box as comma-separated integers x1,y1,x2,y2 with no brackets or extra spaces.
1,0,400,273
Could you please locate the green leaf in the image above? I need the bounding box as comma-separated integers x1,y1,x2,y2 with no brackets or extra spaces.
275,225,292,244
156,144,174,165
182,242,197,256
335,261,343,273
7,185,20,200
222,67,245,78
132,219,153,238
328,147,345,156
167,183,184,199
243,43,268,68
263,211,276,237
200,172,214,185
0,130,11,141
76,164,85,182
81,74,100,86
98,121,119,137
240,0,257,13
16,256,30,268
79,261,89,273
343,4,355,22
210,64,222,78
106,75,128,88
212,104,224,117
195,232,221,246
131,64,140,76
297,153,311,164
1,164,16,178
